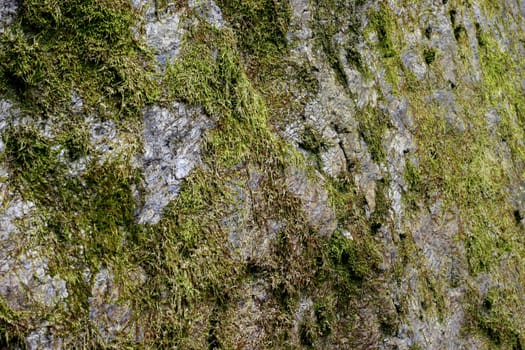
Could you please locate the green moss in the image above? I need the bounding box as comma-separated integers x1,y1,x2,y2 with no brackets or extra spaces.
324,174,382,281
214,0,317,134
367,4,403,87
298,125,332,168
473,282,525,348
370,6,396,59
327,230,370,285
0,0,374,347
312,0,367,87
1,0,523,347
165,23,294,170
131,19,324,347
0,296,24,348
423,48,436,65
358,107,389,163
215,0,290,61
403,159,422,210
390,7,525,343
2,125,58,188
309,177,385,346
0,0,158,118
126,171,242,348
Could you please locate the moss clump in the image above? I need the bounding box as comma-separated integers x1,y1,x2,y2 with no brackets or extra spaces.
215,0,291,62
298,125,332,168
3,125,58,188
384,4,525,343
0,0,158,118
473,283,525,348
165,23,293,169
325,173,383,280
423,48,436,65
358,107,390,163
127,171,243,348
216,0,317,134
370,6,397,59
138,20,320,347
367,4,403,87
0,296,25,349
1,119,143,342
0,0,158,344
326,231,372,285
403,159,423,210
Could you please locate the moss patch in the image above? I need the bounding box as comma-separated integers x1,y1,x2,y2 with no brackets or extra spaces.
312,0,368,87
0,0,158,118
387,4,525,345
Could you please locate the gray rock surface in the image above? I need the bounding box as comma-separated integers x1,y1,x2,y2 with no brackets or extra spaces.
0,0,18,33
88,268,134,342
138,103,216,224
145,11,183,68
188,0,225,28
285,168,337,236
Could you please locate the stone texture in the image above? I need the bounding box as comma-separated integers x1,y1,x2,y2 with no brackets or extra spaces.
138,103,216,224
88,268,134,342
188,0,225,28
285,168,337,236
0,0,18,33
145,11,183,68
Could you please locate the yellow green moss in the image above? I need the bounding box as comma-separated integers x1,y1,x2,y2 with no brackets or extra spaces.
0,0,158,118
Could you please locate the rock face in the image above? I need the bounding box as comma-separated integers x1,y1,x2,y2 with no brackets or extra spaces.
0,0,524,349
139,103,216,224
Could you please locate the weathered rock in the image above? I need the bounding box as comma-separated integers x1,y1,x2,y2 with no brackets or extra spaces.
0,0,18,33
88,268,134,342
188,0,225,28
138,103,216,224
285,168,337,237
146,12,184,68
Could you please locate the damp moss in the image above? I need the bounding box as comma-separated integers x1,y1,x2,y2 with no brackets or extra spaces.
215,0,290,62
403,159,422,210
217,0,318,133
131,18,322,348
0,1,158,344
164,22,300,170
126,171,243,348
0,296,25,348
1,0,524,348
